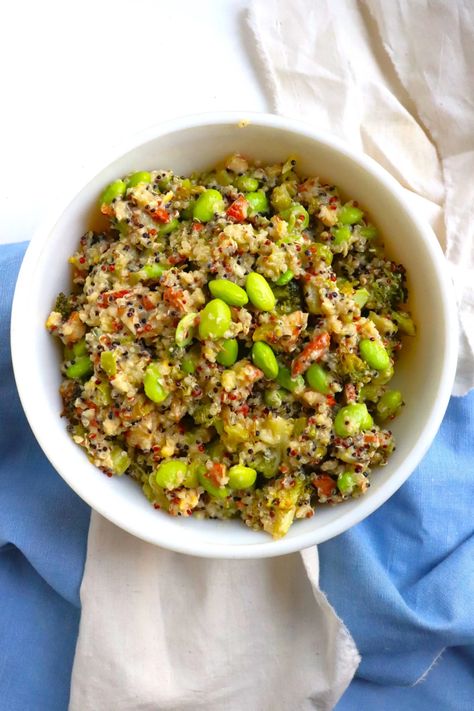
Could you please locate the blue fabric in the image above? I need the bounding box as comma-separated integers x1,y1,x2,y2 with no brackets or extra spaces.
0,242,90,711
1,242,473,710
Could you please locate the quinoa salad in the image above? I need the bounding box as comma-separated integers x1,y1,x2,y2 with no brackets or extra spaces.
46,154,415,539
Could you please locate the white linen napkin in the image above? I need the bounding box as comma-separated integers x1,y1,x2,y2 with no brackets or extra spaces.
70,3,473,709
248,0,474,397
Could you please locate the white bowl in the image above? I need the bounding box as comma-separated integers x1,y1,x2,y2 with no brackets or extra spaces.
11,113,458,558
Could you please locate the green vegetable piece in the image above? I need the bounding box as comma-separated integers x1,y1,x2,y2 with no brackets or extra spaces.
334,403,373,438
54,292,73,318
193,189,225,222
360,224,378,239
251,341,279,379
245,272,276,311
175,312,197,347
110,446,131,475
143,363,169,403
271,184,293,212
100,350,117,376
236,175,259,192
142,263,167,280
215,169,233,186
368,311,398,335
100,180,126,205
332,225,351,245
251,450,281,478
339,203,364,225
337,471,357,494
392,311,416,336
306,363,330,394
158,218,179,236
359,338,390,371
228,465,257,490
66,355,93,380
376,390,403,421
198,299,232,340
127,171,151,188
275,269,294,286
353,288,370,309
72,339,87,358
276,365,305,393
198,469,229,499
314,243,333,265
155,460,187,489
183,461,202,488
372,364,394,385
181,348,199,375
280,203,309,230
246,191,269,214
209,279,248,306
263,388,286,408
216,338,239,366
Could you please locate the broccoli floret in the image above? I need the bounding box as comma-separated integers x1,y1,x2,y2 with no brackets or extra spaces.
363,260,406,311
272,280,303,315
54,292,73,318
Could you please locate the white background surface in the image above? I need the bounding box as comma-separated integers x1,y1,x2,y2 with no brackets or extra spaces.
0,0,267,246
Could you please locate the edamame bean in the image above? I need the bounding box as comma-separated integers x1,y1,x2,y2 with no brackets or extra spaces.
280,203,309,230
158,218,179,235
66,355,93,379
216,338,239,366
193,189,225,222
391,311,416,336
175,312,197,347
198,299,232,340
182,352,198,374
372,364,394,385
198,469,229,498
245,272,276,311
228,465,257,489
110,446,131,475
143,263,167,280
353,288,370,308
251,341,279,379
337,471,356,494
100,350,117,376
376,390,403,421
306,363,330,394
144,363,169,403
314,243,333,265
183,461,202,488
236,175,259,192
209,279,248,306
339,203,364,225
100,180,126,205
276,365,305,392
359,339,390,371
127,171,151,188
155,460,187,489
334,403,373,437
332,225,351,244
275,269,294,286
72,339,87,357
246,191,269,214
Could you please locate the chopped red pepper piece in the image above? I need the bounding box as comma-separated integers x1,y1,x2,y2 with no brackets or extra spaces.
226,195,248,222
291,332,330,377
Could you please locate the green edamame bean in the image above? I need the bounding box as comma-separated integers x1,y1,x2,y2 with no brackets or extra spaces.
280,203,309,230
182,353,198,374
66,355,93,379
334,403,373,438
376,390,403,421
275,269,294,286
353,288,370,309
214,169,233,187
175,313,197,347
198,469,229,498
271,184,293,212
372,364,394,385
276,365,305,393
100,180,126,205
236,175,259,192
183,461,202,488
209,279,248,306
193,189,225,222
314,243,333,265
198,299,232,340
391,311,416,336
246,191,269,214
337,471,356,494
245,272,276,311
332,225,351,244
72,339,87,358
143,363,169,403
306,363,330,394
100,350,117,376
228,465,257,489
110,446,131,475
216,338,239,366
142,263,167,280
251,341,279,379
339,203,364,225
155,460,187,489
158,218,179,236
359,338,390,371
127,171,151,188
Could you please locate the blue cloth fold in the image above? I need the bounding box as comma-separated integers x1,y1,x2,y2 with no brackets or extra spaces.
1,241,473,710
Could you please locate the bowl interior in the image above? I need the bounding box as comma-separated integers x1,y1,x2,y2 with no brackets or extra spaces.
11,116,456,557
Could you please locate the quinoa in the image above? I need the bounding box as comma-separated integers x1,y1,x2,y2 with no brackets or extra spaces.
46,155,415,539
